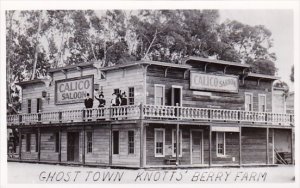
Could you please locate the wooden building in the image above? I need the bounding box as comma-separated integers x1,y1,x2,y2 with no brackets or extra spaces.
7,57,294,168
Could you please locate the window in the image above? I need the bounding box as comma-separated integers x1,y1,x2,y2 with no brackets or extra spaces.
87,132,93,153
216,132,226,156
154,84,165,105
35,133,38,152
113,131,119,155
36,98,42,113
128,131,134,154
128,87,135,105
258,94,266,112
154,129,165,157
27,99,31,114
172,129,182,157
26,133,31,152
245,93,253,111
55,132,59,153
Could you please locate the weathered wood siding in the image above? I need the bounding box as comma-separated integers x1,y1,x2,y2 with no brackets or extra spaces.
21,66,145,113
146,66,273,111
40,132,59,161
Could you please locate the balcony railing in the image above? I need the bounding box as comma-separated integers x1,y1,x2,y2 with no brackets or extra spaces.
7,104,294,126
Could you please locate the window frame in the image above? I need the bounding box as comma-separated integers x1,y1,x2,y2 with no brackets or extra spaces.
128,87,135,105
86,131,93,154
216,132,226,157
128,130,135,154
154,84,165,106
26,133,31,152
27,99,32,114
244,92,253,111
171,129,183,157
55,132,59,153
154,128,165,157
258,94,267,112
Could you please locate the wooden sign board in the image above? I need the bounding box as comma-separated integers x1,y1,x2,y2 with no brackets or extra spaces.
55,75,94,105
211,126,240,132
190,72,239,93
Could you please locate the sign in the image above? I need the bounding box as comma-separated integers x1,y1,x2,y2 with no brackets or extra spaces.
55,75,94,105
211,126,240,132
190,72,238,93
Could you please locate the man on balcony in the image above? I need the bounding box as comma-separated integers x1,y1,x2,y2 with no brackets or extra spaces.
84,93,94,119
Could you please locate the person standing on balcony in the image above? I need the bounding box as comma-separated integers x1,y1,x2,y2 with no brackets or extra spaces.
84,93,94,119
121,92,127,106
95,92,106,108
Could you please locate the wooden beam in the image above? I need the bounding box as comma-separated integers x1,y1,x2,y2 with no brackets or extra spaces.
140,121,145,168
291,128,294,165
209,126,212,166
109,123,112,166
37,128,41,161
58,129,62,162
266,127,269,164
18,128,22,160
82,125,86,165
176,123,180,166
239,126,242,165
272,129,275,164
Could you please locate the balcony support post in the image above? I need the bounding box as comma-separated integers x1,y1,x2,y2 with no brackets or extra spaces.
176,123,180,166
139,103,145,168
266,127,269,164
209,125,212,167
109,123,112,166
37,128,41,161
239,126,242,166
291,128,294,165
58,128,62,162
82,125,86,165
18,128,22,160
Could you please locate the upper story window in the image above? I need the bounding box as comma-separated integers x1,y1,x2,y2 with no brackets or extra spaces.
258,94,266,112
36,98,42,113
154,84,165,105
245,93,253,111
128,87,134,105
27,99,32,114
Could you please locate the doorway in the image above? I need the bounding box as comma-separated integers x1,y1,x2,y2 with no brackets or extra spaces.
190,130,203,164
67,132,79,162
171,86,182,106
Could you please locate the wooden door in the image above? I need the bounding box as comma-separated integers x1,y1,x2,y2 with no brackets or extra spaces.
67,132,79,162
191,130,202,164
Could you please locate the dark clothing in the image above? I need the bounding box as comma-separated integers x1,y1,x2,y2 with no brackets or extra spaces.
95,97,106,107
121,98,127,106
84,98,94,108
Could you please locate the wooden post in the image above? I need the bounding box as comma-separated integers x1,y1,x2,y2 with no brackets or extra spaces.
291,128,294,165
58,129,62,162
209,126,212,166
18,128,22,160
82,125,86,165
139,103,145,168
109,123,112,166
37,128,41,161
266,127,269,164
239,126,242,166
272,129,275,164
176,123,179,166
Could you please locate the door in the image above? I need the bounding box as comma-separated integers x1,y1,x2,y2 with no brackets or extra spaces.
191,130,203,164
171,86,182,106
67,132,79,162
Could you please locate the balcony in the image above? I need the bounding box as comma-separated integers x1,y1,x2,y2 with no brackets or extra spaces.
7,104,294,127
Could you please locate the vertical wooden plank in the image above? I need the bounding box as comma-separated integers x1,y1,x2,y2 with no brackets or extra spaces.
266,127,269,164
19,128,22,160
176,123,179,166
82,126,85,165
109,123,112,166
209,126,212,166
37,128,41,161
272,129,275,164
58,129,62,162
239,126,242,166
290,129,293,164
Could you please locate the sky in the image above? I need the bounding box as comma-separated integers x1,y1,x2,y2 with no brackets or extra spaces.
219,10,294,90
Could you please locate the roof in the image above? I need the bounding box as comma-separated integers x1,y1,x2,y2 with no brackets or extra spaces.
15,79,45,86
247,72,280,80
184,56,251,68
48,62,95,73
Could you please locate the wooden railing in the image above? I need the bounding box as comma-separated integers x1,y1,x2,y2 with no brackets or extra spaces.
7,104,294,126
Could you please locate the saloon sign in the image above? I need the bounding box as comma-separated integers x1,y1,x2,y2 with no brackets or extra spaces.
190,72,238,93
55,75,94,104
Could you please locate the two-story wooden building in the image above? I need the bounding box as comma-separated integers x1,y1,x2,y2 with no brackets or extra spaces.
7,56,294,168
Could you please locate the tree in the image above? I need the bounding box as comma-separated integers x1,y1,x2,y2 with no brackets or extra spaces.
290,65,294,82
